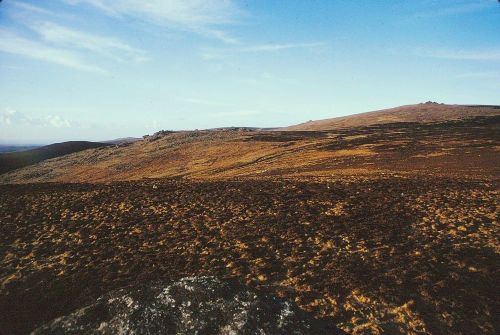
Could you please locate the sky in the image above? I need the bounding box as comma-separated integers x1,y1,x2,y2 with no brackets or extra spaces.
0,0,499,144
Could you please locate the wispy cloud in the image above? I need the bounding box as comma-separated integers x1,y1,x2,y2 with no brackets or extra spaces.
201,29,240,45
441,1,494,15
63,0,243,43
238,42,326,53
11,2,55,16
9,1,76,21
29,22,148,63
456,71,500,79
415,0,496,18
0,108,72,128
416,47,500,61
202,42,326,60
0,28,107,73
1,2,148,73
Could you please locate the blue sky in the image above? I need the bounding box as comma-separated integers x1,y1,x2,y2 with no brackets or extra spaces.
0,0,499,144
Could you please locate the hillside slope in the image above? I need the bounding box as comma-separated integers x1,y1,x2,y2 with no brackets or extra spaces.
283,103,500,131
0,141,111,175
0,114,498,184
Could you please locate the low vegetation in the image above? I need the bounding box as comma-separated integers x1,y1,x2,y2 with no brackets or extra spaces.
0,105,498,334
0,177,498,334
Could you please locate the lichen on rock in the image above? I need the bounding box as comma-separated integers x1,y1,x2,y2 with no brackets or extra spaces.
31,276,346,335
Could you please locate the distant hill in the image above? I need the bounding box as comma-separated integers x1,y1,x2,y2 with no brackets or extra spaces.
0,145,41,153
283,103,500,130
102,137,140,145
0,141,111,175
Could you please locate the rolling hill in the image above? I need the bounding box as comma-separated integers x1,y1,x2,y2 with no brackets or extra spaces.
0,141,111,175
0,104,498,184
283,103,500,131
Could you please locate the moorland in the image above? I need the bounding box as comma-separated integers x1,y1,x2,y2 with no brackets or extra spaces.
0,103,498,335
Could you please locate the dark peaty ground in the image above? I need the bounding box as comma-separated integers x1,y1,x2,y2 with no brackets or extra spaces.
0,176,498,334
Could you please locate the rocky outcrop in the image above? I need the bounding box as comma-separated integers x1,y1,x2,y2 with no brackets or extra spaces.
31,276,345,335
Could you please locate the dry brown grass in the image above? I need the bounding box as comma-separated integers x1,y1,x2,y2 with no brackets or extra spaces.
0,116,498,184
283,104,500,131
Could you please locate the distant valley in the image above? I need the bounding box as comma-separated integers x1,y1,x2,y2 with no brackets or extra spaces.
0,145,41,153
0,141,111,175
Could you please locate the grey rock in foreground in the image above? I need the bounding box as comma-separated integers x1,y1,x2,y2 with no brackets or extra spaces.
31,276,346,335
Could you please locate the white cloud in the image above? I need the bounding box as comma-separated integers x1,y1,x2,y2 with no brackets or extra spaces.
30,22,148,63
0,28,106,73
63,0,242,43
0,108,72,128
0,108,22,126
46,115,72,128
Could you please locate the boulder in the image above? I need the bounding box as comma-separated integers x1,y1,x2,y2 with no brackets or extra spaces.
31,276,345,335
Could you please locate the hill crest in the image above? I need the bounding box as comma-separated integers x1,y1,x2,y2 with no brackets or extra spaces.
283,103,500,131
